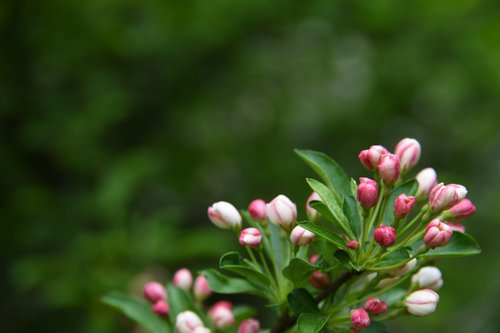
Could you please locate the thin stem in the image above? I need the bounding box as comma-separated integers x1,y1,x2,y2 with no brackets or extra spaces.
398,209,426,236
245,246,261,270
258,248,279,292
361,191,385,258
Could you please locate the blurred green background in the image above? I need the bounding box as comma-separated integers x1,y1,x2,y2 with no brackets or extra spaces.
1,0,499,332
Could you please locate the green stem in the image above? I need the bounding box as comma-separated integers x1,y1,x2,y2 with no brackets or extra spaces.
397,208,426,236
361,190,385,258
245,246,261,270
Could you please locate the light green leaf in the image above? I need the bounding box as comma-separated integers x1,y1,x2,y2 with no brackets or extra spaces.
204,269,267,297
298,220,347,251
371,248,412,270
297,313,328,333
343,195,362,238
283,258,317,288
220,252,270,286
420,232,481,257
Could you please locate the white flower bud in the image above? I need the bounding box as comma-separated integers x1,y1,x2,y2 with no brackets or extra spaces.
208,201,242,230
412,266,443,290
405,289,439,316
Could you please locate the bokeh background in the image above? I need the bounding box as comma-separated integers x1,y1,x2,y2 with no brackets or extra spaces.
1,0,500,332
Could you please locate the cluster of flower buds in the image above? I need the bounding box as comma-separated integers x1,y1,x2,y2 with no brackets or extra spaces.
143,281,169,316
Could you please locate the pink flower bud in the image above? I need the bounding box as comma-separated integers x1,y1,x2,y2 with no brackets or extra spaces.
194,275,212,302
374,224,396,247
387,258,417,277
290,225,315,245
347,240,359,249
405,289,439,316
173,268,193,290
176,311,204,333
429,183,467,212
306,192,321,222
395,138,421,172
266,194,297,230
309,254,319,264
357,177,378,209
248,199,267,221
143,282,166,304
351,308,371,330
415,168,437,200
424,219,452,248
192,328,211,333
358,145,389,170
208,201,242,230
209,301,235,330
443,199,476,222
364,297,388,315
152,300,169,317
237,318,260,333
308,271,331,289
239,228,262,247
393,193,416,219
447,222,465,233
377,154,401,185
412,266,443,290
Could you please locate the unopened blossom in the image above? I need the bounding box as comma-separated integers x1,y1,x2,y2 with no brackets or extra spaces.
143,282,166,304
248,199,266,221
208,201,242,230
306,192,321,222
374,224,396,247
415,168,437,200
192,328,211,333
358,145,389,171
266,194,297,230
364,297,388,315
395,138,421,172
176,311,204,333
442,199,476,222
448,222,466,233
351,308,371,330
173,268,193,290
405,289,439,316
152,300,169,317
237,318,260,333
239,228,262,247
347,240,359,249
357,177,378,209
290,225,315,245
209,301,235,330
424,219,452,248
309,271,331,289
378,154,401,185
194,275,212,302
429,183,467,212
412,266,443,290
393,193,416,219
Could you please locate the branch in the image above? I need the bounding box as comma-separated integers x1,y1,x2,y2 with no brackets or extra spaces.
271,270,360,333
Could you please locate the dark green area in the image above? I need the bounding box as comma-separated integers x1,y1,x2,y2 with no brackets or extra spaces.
1,0,499,332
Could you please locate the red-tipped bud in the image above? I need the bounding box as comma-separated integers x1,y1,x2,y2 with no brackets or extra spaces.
377,154,401,185
194,275,212,302
208,201,242,230
308,271,331,289
443,199,476,222
152,300,169,317
239,228,262,247
306,192,321,222
395,138,421,172
143,282,166,303
374,224,396,247
358,145,389,170
266,194,297,230
248,199,267,221
309,254,319,264
412,266,443,290
357,177,378,209
351,308,371,331
415,168,437,200
429,183,467,212
424,219,452,248
173,268,193,290
176,311,204,333
405,289,439,316
447,222,465,233
209,301,235,330
393,193,416,219
237,318,260,333
290,225,315,245
347,240,359,249
364,297,388,315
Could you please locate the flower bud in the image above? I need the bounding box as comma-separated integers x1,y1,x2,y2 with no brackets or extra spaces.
357,177,378,209
209,301,235,330
173,268,193,290
447,222,465,233
309,254,319,264
374,224,396,248
239,228,262,247
308,271,331,289
358,145,389,170
347,240,359,249
192,328,211,333
377,154,401,185
306,192,321,222
208,201,242,230
442,199,476,222
405,289,439,316
393,193,416,219
424,219,452,248
290,225,315,245
395,138,421,172
143,282,166,304
176,311,204,333
248,199,267,221
351,308,371,330
364,297,388,315
415,168,437,200
237,318,260,333
152,300,169,317
194,275,212,302
387,258,417,277
412,266,443,290
429,183,467,212
266,194,297,230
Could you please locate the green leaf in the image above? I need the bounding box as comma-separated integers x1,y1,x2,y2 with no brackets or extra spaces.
310,201,338,226
288,288,319,314
297,313,328,333
283,258,316,288
371,248,412,270
343,195,362,238
420,232,481,257
204,269,267,297
295,149,351,201
220,252,270,286
298,220,347,251
333,249,361,270
166,284,209,329
269,223,285,271
232,305,257,322
306,178,353,238
382,180,418,225
364,321,389,333
101,292,170,333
